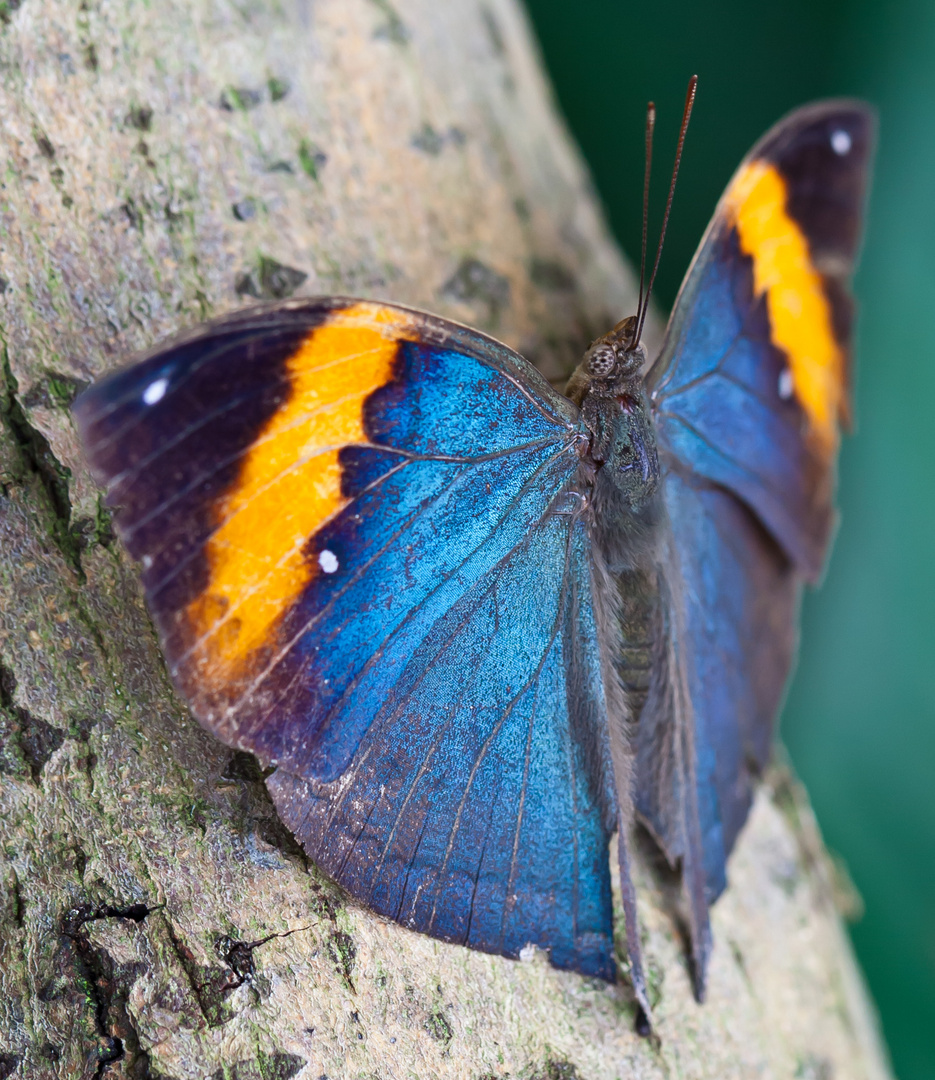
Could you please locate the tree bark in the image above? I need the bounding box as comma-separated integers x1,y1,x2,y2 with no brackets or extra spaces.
0,1,893,1078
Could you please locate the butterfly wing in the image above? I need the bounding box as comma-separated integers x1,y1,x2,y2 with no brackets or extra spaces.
73,298,625,982
639,102,874,990
269,513,620,978
650,101,874,581
637,477,799,891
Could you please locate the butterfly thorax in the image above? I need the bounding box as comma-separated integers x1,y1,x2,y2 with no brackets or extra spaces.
566,315,663,574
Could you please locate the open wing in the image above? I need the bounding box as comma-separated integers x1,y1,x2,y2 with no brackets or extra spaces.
269,514,620,977
74,298,628,983
638,103,874,995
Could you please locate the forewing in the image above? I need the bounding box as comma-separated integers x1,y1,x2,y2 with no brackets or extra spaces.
74,298,620,979
650,101,874,580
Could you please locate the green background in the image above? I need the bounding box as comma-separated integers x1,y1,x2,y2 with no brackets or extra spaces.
523,1,935,1076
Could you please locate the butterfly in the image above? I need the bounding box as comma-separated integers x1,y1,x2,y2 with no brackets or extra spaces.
72,97,874,1026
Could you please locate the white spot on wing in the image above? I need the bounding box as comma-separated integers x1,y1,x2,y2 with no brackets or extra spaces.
319,549,339,574
143,377,168,405
778,368,795,400
142,554,153,569
831,129,852,156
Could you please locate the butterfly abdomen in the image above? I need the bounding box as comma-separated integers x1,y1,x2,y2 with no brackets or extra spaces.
614,568,659,716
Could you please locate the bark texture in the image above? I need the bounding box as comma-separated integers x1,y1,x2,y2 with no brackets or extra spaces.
0,1,893,1078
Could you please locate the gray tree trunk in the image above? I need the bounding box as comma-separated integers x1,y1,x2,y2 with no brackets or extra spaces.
0,1,893,1077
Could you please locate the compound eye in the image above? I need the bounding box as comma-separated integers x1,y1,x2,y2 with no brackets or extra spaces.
586,343,617,378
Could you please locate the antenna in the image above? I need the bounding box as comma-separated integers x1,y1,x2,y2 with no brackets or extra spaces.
634,74,698,347
636,100,656,326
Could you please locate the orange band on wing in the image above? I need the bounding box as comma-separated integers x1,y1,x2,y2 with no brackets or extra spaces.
724,160,844,453
186,302,418,678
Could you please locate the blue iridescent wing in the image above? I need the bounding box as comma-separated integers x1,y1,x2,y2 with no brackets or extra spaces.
73,299,632,988
650,102,874,581
639,103,874,992
269,515,619,977
636,477,798,893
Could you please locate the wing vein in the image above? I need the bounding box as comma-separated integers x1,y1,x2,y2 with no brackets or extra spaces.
499,524,574,951
228,443,577,730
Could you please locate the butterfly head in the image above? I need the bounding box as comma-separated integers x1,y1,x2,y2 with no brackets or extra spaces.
587,316,646,382
567,315,646,404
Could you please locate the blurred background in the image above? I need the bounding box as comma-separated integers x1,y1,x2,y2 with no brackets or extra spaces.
522,0,935,1075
